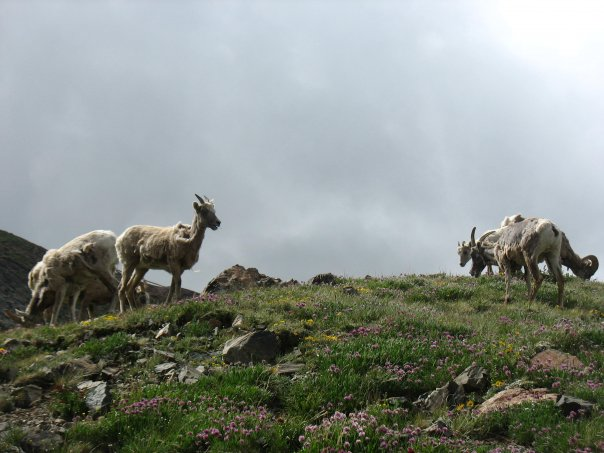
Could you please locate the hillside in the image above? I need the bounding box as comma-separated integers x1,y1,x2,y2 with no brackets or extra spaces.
0,230,46,330
0,274,602,452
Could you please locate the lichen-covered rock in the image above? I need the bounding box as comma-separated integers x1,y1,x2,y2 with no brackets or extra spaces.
474,388,557,415
556,395,594,417
530,349,585,371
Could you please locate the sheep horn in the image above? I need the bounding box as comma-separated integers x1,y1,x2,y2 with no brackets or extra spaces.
470,227,477,247
195,194,204,204
582,255,599,279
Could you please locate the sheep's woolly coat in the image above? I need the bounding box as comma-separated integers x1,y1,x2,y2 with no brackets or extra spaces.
493,218,564,306
17,230,118,325
116,196,221,311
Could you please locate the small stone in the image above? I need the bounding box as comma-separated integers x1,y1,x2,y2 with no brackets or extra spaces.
155,323,172,339
556,395,594,417
342,286,360,296
424,418,451,437
273,363,304,376
232,314,245,329
454,364,490,393
222,330,280,364
154,362,177,374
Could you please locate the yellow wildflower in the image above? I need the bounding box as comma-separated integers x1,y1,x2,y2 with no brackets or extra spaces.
494,380,505,388
466,400,474,408
455,403,465,411
304,319,314,327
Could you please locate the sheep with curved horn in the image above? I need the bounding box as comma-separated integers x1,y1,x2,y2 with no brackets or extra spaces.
116,194,221,312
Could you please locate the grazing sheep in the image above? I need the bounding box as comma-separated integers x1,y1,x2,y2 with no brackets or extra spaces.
476,218,565,306
6,231,118,326
458,214,526,276
469,225,598,281
116,194,221,311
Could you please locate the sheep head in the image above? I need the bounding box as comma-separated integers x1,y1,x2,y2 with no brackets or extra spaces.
194,194,221,231
457,226,477,267
469,241,488,277
575,255,599,280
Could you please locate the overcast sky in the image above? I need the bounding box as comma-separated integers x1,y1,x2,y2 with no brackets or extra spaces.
1,0,603,292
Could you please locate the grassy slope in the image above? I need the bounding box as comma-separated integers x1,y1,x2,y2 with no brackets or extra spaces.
0,273,602,452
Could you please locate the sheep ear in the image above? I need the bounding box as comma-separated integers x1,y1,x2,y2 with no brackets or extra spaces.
193,201,200,210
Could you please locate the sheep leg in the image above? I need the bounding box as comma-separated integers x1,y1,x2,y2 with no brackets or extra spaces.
70,289,83,322
524,252,542,303
166,269,182,304
118,263,136,313
126,268,147,310
502,262,513,304
546,257,565,307
50,285,68,326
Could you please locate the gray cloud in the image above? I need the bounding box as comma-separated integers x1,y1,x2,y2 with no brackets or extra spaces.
1,1,603,292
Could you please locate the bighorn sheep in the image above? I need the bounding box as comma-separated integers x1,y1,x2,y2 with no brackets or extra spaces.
466,217,598,280
116,194,220,311
5,231,118,326
475,218,565,306
458,214,525,276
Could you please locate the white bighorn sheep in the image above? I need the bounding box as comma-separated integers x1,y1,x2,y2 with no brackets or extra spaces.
5,231,118,326
466,217,598,281
116,194,221,312
457,215,525,276
474,218,565,306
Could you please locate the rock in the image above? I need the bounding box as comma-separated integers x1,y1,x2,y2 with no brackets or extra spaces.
556,395,594,417
11,385,43,408
51,357,99,379
178,366,205,384
342,286,359,296
77,380,104,392
204,265,282,294
474,388,557,415
530,349,585,371
154,362,177,374
232,314,245,329
3,338,32,351
155,323,172,339
148,348,175,360
310,273,339,285
0,421,10,431
424,418,451,437
0,365,18,383
454,364,490,393
85,381,111,415
384,397,410,408
223,330,280,364
415,381,465,413
273,363,304,376
19,430,63,453
15,367,55,388
535,341,553,353
0,392,15,413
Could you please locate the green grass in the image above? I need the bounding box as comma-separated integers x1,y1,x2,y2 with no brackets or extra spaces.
1,274,603,452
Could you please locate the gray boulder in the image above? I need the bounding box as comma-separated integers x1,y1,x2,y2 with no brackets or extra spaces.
84,381,111,415
454,364,490,393
223,330,280,364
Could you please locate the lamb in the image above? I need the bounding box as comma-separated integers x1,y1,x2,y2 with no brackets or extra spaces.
116,194,221,311
476,218,565,306
5,230,118,326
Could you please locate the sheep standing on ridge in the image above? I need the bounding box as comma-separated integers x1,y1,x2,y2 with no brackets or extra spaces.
116,194,221,312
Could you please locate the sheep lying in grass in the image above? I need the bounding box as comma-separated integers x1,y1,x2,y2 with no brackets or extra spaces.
116,194,221,311
6,231,119,326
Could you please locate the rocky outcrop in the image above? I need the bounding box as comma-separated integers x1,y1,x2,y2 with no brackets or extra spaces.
204,265,284,294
